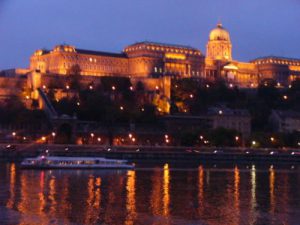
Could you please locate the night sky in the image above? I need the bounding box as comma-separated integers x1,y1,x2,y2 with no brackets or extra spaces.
0,0,299,69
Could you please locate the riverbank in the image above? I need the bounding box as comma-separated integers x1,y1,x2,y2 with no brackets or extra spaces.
0,143,300,163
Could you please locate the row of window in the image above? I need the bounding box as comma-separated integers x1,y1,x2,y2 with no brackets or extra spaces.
125,45,201,55
256,60,300,66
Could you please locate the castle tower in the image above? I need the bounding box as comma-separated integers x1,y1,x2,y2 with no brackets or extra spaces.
206,23,232,61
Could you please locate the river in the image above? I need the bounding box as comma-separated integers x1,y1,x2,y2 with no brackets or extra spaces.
0,162,299,225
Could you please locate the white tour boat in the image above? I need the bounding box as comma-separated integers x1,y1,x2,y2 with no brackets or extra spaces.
21,156,135,169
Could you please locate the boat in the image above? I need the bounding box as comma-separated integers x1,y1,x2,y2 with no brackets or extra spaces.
20,155,135,169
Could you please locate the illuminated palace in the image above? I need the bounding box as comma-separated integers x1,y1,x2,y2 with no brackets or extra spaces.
205,23,300,87
27,23,300,107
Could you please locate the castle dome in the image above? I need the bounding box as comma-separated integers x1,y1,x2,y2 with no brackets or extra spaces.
209,23,231,42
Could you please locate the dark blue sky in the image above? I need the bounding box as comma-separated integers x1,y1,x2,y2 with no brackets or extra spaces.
0,0,299,69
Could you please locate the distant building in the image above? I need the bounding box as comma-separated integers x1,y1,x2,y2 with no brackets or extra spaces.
269,110,300,133
0,68,30,77
163,115,210,133
207,107,251,137
251,56,300,86
163,107,251,137
205,23,300,88
0,68,29,101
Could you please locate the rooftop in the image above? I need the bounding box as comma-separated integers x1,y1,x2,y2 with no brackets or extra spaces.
208,107,250,116
126,41,199,51
251,56,300,62
76,49,127,58
273,110,300,120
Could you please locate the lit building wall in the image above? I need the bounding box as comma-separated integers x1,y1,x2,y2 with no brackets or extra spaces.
29,26,300,91
30,42,205,79
124,42,205,78
206,23,232,61
30,45,129,76
251,57,300,85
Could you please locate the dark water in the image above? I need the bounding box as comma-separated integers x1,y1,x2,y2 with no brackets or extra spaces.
0,163,300,225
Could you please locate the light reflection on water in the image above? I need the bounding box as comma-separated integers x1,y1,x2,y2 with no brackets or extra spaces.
0,163,300,225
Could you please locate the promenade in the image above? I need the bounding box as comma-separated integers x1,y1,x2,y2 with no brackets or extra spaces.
1,143,300,163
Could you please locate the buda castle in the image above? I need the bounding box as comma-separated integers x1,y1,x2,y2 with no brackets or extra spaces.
29,23,300,89
2,23,300,114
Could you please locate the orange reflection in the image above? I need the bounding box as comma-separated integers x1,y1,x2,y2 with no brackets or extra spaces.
197,165,204,216
234,166,240,225
234,166,240,207
17,171,48,225
85,175,96,224
269,166,275,214
125,170,136,225
48,175,57,217
38,171,46,214
94,177,102,208
163,164,170,217
6,163,16,209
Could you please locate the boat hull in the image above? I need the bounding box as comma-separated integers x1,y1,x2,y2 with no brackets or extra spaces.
20,156,135,170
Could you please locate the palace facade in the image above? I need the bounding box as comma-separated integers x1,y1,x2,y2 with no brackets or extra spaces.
29,23,300,90
30,42,204,78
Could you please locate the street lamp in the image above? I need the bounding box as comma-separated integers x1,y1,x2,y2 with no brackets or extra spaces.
270,137,275,142
132,137,136,143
